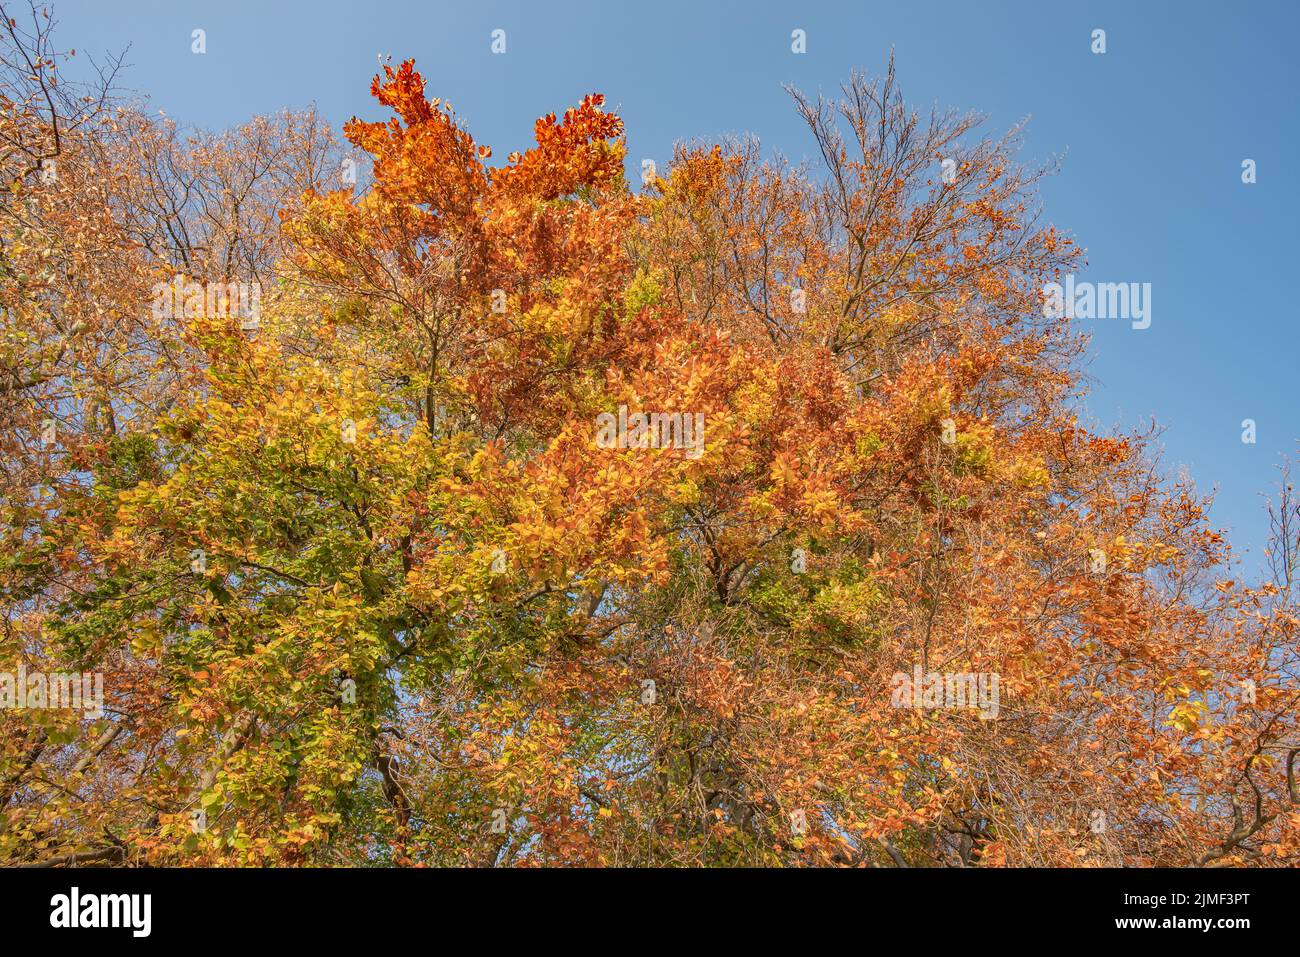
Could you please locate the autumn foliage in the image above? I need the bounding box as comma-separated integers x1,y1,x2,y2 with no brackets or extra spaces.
2,27,1298,867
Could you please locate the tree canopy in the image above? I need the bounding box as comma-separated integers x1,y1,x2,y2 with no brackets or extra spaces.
2,23,1297,867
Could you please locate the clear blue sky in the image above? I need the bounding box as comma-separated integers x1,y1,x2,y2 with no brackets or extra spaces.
56,0,1299,571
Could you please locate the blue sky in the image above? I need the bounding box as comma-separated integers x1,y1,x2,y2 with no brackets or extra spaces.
56,0,1300,570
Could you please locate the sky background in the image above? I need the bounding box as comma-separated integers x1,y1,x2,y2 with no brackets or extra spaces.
53,0,1300,571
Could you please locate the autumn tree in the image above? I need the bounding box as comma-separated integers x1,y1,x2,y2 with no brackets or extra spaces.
2,27,1296,867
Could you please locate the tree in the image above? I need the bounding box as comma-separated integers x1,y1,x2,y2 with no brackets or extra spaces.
1,37,1296,866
